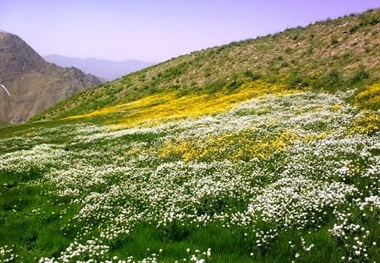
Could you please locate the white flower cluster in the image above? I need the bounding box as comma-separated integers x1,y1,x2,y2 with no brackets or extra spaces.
39,238,110,263
356,195,380,211
329,208,372,261
185,248,211,263
0,245,18,262
0,144,69,174
246,177,357,229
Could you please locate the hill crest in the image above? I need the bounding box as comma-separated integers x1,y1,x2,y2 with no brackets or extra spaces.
34,8,380,122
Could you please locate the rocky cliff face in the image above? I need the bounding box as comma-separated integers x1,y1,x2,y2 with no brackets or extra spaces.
0,30,101,125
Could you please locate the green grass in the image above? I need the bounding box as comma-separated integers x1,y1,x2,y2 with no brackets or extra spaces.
0,169,82,261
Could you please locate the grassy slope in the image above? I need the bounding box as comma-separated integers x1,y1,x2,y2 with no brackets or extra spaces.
0,8,379,263
32,9,380,121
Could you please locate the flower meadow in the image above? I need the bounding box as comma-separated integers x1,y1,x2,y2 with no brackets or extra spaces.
0,87,379,262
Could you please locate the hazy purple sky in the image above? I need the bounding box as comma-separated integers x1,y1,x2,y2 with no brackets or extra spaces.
1,0,379,62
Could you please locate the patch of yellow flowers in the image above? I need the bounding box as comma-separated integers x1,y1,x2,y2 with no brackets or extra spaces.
64,80,296,129
158,129,298,163
351,110,380,135
354,83,380,110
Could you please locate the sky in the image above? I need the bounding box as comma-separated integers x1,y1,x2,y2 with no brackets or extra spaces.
1,0,379,63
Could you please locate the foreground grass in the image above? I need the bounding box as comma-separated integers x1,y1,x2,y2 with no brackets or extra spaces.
0,86,379,262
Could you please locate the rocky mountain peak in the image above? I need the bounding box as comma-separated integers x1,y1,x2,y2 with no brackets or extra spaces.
0,31,45,77
0,31,101,125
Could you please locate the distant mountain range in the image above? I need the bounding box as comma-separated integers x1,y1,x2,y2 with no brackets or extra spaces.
43,55,155,81
0,30,101,125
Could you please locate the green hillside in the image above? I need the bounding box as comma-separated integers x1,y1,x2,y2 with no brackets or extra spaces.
33,8,380,122
0,9,379,263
